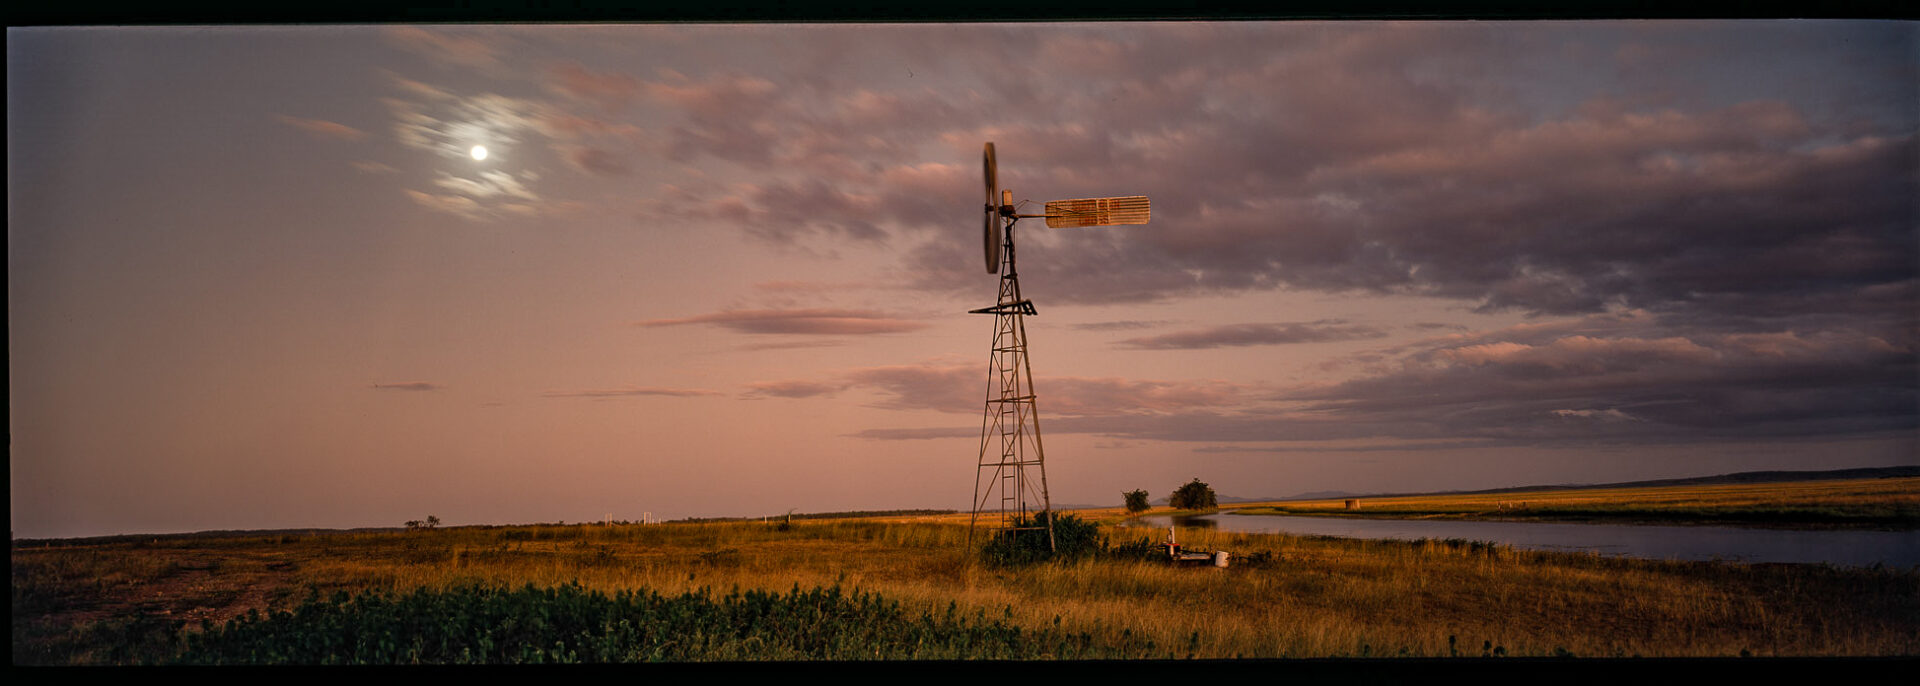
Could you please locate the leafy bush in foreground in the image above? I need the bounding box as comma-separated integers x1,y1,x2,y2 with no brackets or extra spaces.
173,583,1159,663
979,512,1104,566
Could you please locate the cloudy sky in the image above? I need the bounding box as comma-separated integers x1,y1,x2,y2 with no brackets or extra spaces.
9,21,1916,538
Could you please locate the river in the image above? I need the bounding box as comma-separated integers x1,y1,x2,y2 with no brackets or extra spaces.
1126,512,1920,567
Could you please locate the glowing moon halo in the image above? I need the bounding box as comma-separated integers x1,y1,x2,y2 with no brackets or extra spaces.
470,145,488,161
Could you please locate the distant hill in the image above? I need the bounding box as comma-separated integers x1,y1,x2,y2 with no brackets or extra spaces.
1220,494,1289,504
1263,466,1920,503
1049,503,1110,511
12,527,400,546
1143,494,1288,507
674,508,958,524
1280,490,1366,501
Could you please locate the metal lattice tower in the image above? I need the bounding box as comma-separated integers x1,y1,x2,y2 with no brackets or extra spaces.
964,141,1148,552
968,220,1054,551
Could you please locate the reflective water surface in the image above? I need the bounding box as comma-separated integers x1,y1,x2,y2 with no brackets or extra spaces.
1127,513,1920,567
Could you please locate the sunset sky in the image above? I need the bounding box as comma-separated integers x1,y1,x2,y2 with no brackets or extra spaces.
10,21,1916,539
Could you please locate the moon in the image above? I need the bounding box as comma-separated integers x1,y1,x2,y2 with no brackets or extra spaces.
470,145,488,161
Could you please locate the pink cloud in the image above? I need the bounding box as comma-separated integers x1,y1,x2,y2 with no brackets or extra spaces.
564,146,631,176
845,427,978,440
737,340,849,351
744,380,850,399
1270,319,1913,445
542,387,721,398
382,70,455,101
1040,377,1255,416
642,70,780,118
762,360,1259,418
541,113,645,142
639,309,926,335
1434,336,1718,374
1550,408,1639,422
751,280,867,294
841,363,980,412
1116,322,1389,350
372,382,440,391
403,189,484,220
548,62,640,111
384,27,505,70
670,180,891,245
276,115,366,141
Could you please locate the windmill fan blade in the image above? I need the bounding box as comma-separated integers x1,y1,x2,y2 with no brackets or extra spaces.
984,142,998,206
984,142,1001,273
1044,196,1151,229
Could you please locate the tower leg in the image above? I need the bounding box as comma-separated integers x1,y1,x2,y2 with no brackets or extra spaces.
969,221,1054,552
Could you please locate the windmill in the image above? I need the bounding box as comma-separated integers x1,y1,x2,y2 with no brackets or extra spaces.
969,142,1150,551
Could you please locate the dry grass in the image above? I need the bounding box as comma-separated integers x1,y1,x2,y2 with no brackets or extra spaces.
1230,477,1920,528
14,515,1919,663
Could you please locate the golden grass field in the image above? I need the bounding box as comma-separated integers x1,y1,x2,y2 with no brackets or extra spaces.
1230,476,1920,528
12,478,1919,663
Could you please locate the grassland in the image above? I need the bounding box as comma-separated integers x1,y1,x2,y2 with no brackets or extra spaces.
13,508,1919,663
1229,477,1920,529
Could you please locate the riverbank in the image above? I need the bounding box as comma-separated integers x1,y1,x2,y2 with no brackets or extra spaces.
1227,477,1920,530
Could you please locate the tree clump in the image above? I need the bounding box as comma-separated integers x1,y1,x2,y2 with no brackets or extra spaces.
1167,479,1217,511
1122,489,1151,513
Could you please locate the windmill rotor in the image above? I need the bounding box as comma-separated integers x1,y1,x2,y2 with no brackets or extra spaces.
983,142,1002,274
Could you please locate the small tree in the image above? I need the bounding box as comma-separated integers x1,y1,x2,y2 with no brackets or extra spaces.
426,515,440,529
404,520,423,531
1122,489,1151,513
1167,478,1217,511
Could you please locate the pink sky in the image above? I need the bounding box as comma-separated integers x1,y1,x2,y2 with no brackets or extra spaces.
9,22,1916,538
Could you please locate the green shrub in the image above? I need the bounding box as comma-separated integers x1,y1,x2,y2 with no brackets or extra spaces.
979,512,1102,566
170,583,1159,663
1122,490,1151,513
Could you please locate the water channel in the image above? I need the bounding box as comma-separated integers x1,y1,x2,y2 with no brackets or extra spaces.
1127,512,1920,567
